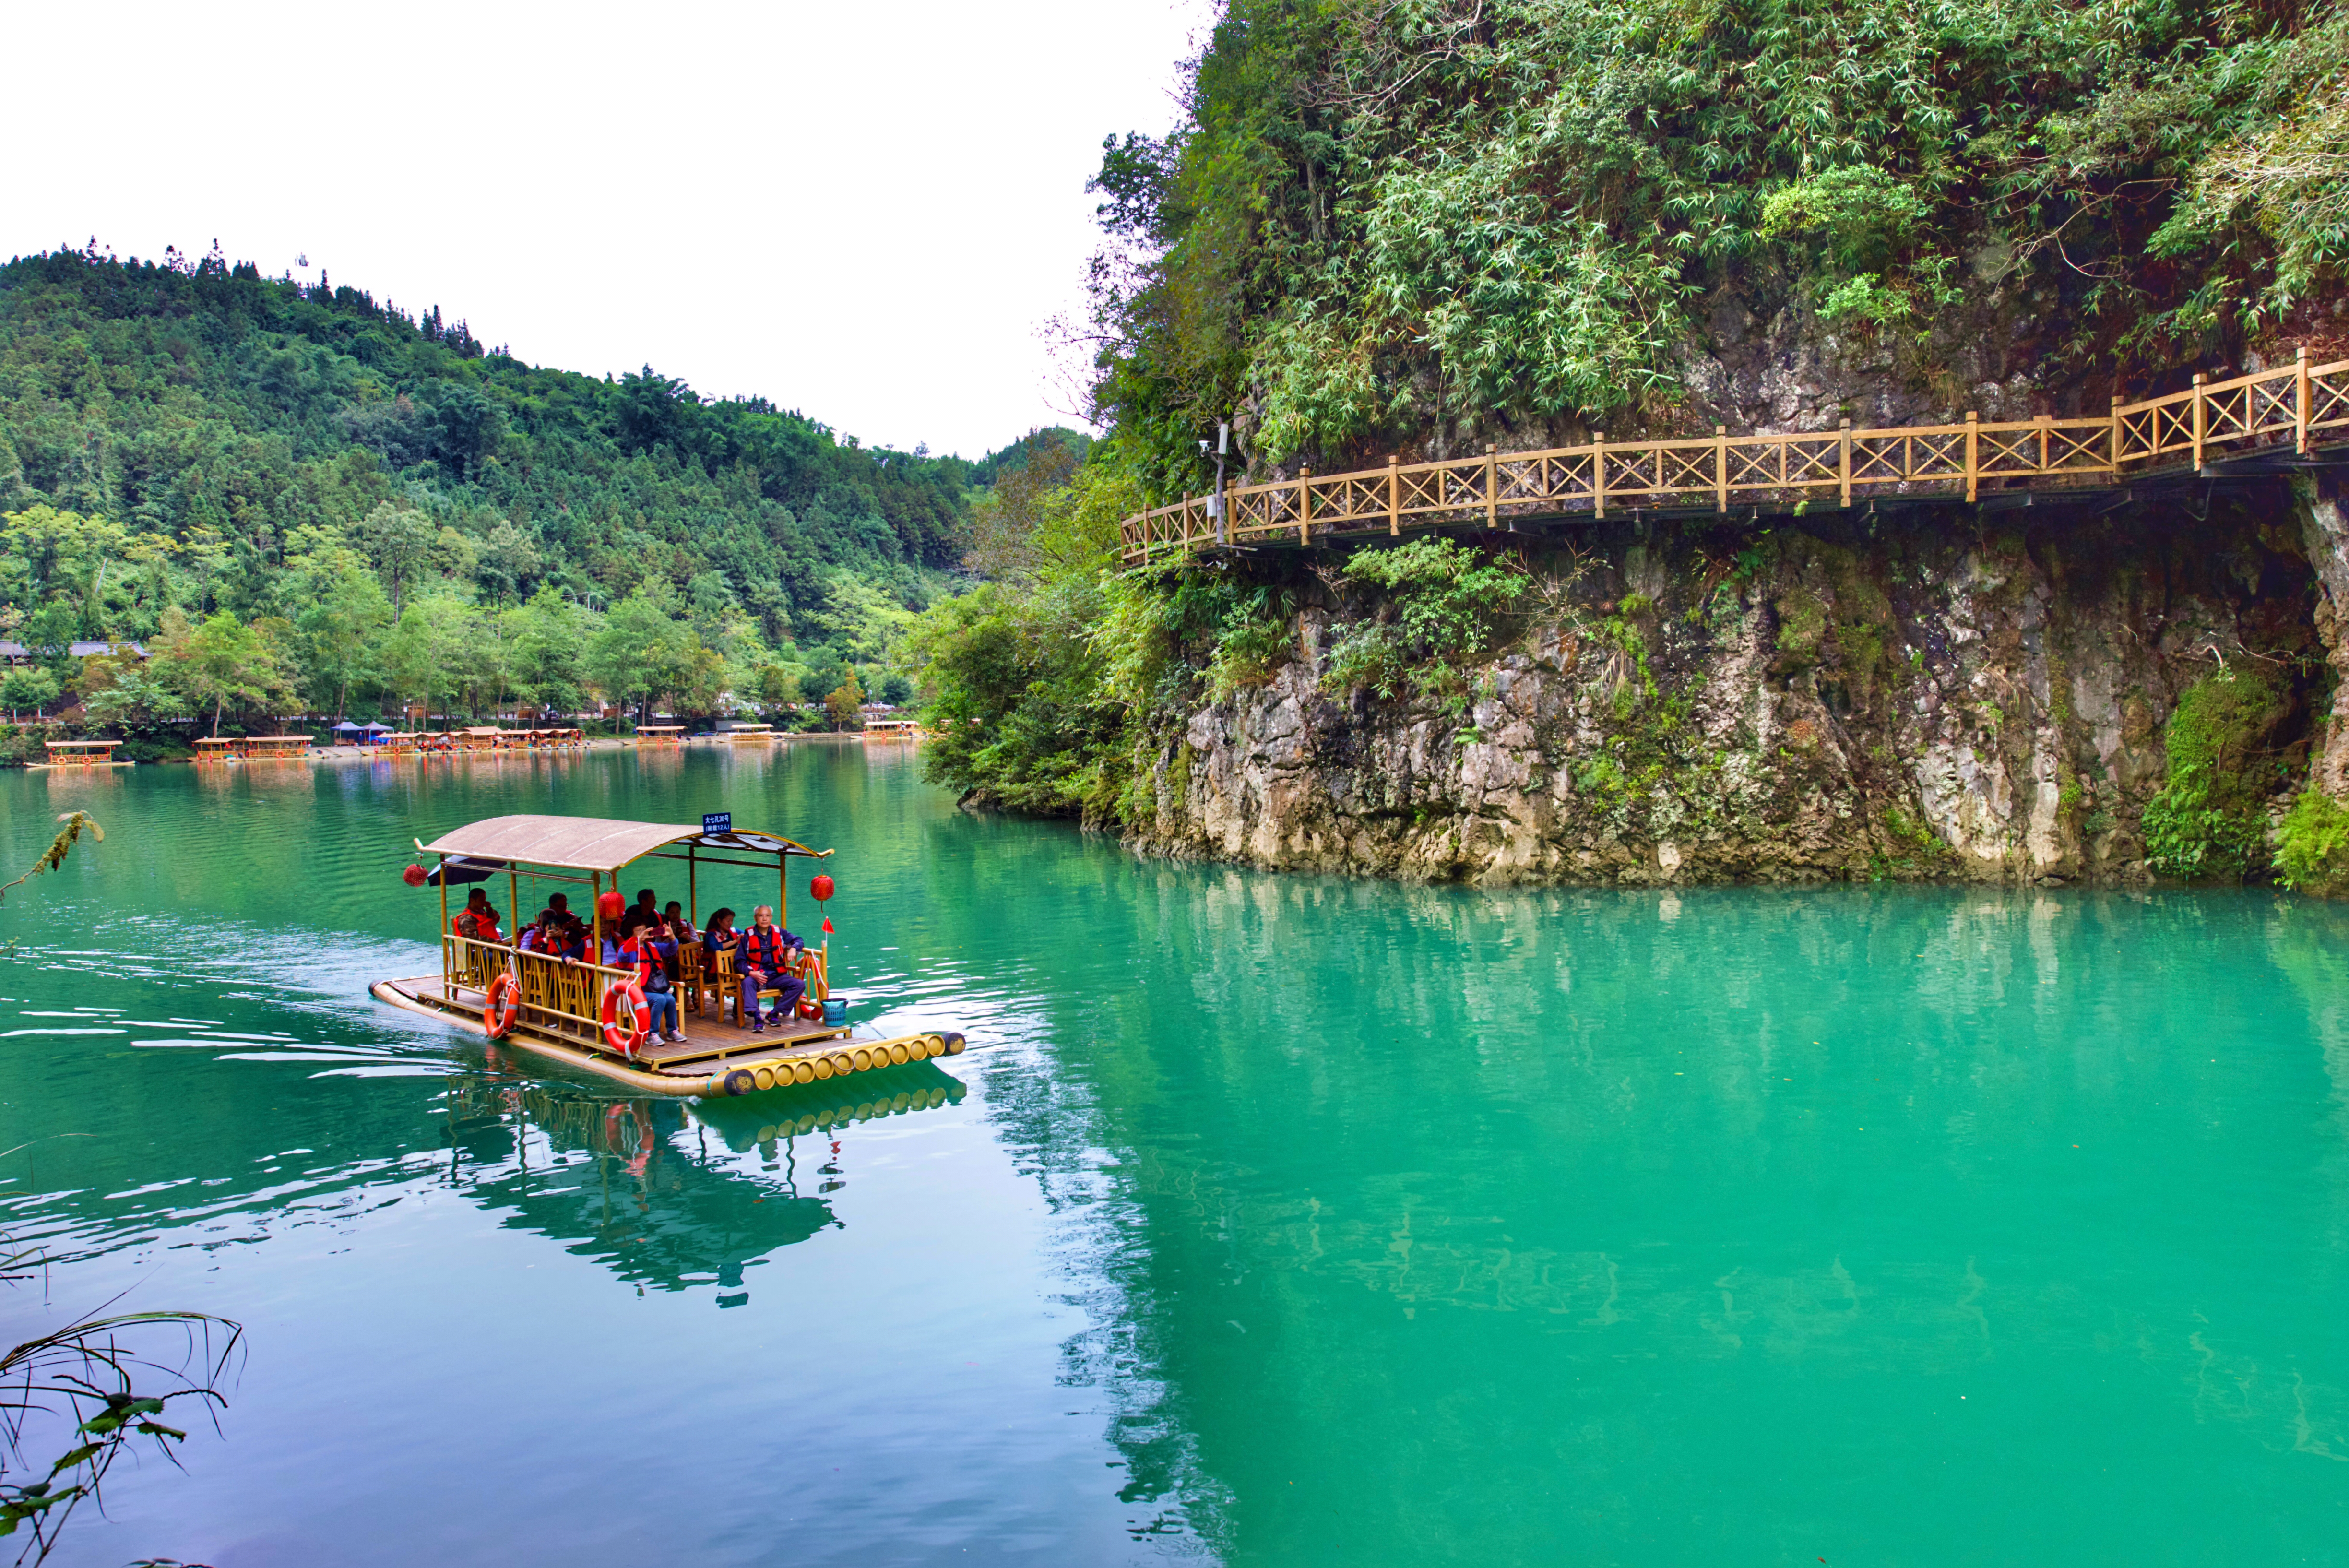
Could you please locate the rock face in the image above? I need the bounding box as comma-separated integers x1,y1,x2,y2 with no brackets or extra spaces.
1127,489,2333,885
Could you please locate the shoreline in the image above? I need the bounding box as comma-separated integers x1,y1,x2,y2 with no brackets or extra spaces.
3,731,889,769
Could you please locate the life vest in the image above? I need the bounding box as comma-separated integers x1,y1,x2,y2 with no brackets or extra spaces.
621,935,671,993
738,925,787,975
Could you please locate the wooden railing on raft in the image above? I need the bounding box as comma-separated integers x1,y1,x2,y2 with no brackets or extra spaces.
441,934,832,1043
1119,349,2349,563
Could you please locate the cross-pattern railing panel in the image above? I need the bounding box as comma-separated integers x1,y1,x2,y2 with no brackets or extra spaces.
1123,356,2349,560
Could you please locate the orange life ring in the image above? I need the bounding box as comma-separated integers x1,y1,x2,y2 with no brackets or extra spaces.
600,979,650,1058
483,972,520,1039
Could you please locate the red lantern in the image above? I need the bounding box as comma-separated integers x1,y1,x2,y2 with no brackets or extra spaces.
595,891,625,921
809,874,834,903
403,863,428,887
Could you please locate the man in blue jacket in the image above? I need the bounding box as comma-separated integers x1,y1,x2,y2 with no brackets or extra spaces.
736,904,806,1033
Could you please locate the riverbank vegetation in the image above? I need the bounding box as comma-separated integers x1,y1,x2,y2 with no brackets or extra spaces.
0,247,1077,738
910,0,2349,886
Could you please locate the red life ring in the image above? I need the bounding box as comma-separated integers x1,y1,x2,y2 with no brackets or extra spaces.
600,979,650,1058
483,972,520,1039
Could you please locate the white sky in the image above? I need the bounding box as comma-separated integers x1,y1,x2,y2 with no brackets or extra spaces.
4,0,1213,460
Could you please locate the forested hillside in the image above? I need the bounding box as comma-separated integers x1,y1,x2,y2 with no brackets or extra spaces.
0,243,1009,736
1087,0,2349,495
914,0,2349,890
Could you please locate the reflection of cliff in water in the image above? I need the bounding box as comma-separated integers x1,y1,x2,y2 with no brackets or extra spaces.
442,1062,967,1294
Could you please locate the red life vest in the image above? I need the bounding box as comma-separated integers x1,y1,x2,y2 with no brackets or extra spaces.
739,925,787,975
621,935,671,992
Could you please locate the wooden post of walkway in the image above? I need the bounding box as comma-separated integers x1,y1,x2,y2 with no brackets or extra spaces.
1298,467,1311,545
1592,432,1607,519
1387,454,1400,537
2192,373,2207,471
1485,444,1497,527
2036,412,2052,474
1715,427,1728,513
2110,396,2123,471
2298,346,2312,456
1964,412,1979,503
1839,418,1852,509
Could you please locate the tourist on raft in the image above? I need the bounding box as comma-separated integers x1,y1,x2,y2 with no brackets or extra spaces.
620,922,683,1045
736,904,805,1033
454,888,501,943
701,908,738,965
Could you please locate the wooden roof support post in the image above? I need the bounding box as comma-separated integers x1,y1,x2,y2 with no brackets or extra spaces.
1387,454,1400,537
1485,444,1497,527
1592,432,1607,519
1964,411,1979,503
1715,427,1728,513
2192,373,2207,471
2298,346,2312,456
1839,418,1852,509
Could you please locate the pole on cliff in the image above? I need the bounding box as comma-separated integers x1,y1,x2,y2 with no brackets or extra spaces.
1214,422,1230,546
2298,346,2311,456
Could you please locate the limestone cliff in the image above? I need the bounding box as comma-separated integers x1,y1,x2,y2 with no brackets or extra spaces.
1123,485,2339,885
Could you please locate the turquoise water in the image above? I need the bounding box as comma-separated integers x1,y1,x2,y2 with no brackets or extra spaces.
3,747,2347,1565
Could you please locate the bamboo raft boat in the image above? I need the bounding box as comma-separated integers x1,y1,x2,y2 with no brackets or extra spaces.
371,813,965,1097
32,739,132,769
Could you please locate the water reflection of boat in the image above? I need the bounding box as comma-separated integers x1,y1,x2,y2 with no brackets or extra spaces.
441,1066,966,1292
372,813,966,1097
445,1082,832,1294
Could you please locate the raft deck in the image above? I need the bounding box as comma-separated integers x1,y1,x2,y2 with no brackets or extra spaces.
372,972,964,1097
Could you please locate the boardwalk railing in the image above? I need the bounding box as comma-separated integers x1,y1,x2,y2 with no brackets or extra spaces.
1120,350,2349,563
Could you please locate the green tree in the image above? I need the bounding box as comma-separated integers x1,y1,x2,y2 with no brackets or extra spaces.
378,596,475,728
1,665,59,718
80,667,190,732
353,503,438,616
510,589,590,716
585,591,690,724
292,557,393,718
150,608,298,736
824,669,865,730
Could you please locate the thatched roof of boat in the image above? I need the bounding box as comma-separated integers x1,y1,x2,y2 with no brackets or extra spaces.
419,813,827,872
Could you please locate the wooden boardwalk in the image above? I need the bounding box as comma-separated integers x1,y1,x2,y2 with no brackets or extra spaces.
1120,351,2349,563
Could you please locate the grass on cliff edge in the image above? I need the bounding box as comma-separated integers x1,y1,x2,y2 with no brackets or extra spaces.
2142,666,2295,880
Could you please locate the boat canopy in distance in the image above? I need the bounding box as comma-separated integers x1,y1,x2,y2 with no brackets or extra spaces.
417,813,831,873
